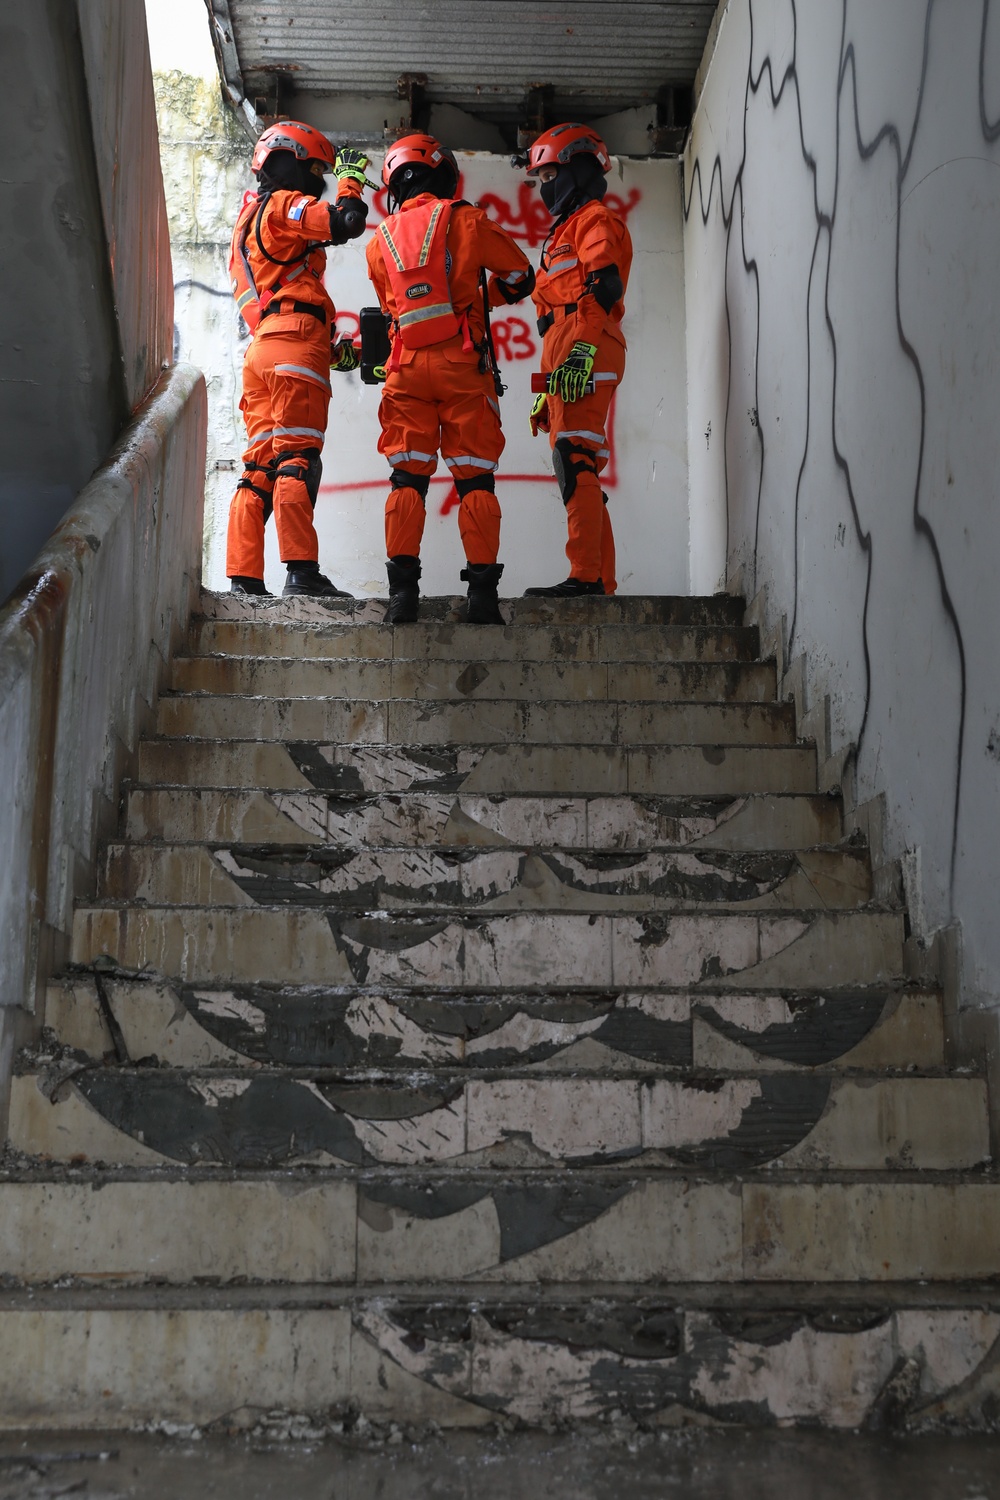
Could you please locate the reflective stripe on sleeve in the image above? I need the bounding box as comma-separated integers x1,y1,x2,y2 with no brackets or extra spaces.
559,428,607,444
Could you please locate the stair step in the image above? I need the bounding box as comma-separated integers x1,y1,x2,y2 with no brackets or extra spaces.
171,655,778,704
0,1283,998,1430
13,578,985,1436
100,843,873,912
155,695,798,747
1,1171,998,1286
45,977,944,1073
196,590,750,628
69,907,904,989
191,618,759,664
125,788,845,851
137,740,818,796
125,786,845,858
10,1064,985,1173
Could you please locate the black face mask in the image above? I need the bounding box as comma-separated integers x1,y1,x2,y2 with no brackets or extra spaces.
539,156,608,221
260,153,325,199
539,170,576,220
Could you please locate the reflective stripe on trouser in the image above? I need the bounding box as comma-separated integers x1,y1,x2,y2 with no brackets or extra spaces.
545,332,624,593
378,347,505,564
226,326,330,576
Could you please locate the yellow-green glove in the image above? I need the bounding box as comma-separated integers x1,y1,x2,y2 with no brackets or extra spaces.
529,391,550,436
335,148,379,191
547,340,597,402
330,337,361,373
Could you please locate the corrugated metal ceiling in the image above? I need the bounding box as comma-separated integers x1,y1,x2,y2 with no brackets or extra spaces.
213,1,718,132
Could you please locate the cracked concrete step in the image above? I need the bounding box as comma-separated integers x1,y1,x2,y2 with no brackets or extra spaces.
155,695,799,748
3,1167,1000,1293
69,907,904,990
197,589,750,629
0,1287,998,1434
44,976,944,1073
190,619,761,666
100,843,873,913
171,657,778,705
137,740,818,796
6,1066,989,1172
124,788,845,851
0,1284,999,1430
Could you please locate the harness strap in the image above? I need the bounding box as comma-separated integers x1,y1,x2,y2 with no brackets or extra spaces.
236,478,273,504
259,299,327,325
537,303,578,337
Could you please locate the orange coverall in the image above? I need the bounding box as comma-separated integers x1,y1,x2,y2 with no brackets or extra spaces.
365,196,532,564
534,199,633,593
226,181,363,579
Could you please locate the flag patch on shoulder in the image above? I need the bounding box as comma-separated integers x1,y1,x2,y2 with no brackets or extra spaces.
288,198,310,222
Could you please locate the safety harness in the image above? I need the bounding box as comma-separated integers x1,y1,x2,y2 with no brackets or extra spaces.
229,190,327,333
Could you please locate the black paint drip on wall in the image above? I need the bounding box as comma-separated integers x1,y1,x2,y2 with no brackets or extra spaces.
682,0,971,899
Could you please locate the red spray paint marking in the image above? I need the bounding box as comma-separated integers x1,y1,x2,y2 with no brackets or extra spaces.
366,180,642,246
476,183,642,247
317,393,618,510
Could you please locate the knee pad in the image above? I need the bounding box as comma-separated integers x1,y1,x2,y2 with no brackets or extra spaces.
273,448,323,507
454,473,496,500
390,468,430,499
552,438,599,505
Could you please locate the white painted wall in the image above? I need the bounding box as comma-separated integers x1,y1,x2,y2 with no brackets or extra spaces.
154,80,689,598
685,0,1000,1012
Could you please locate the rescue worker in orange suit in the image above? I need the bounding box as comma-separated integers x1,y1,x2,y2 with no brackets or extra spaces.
365,133,535,623
517,124,632,597
226,120,371,597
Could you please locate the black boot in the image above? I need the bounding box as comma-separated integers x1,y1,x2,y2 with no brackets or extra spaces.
386,555,421,624
461,562,504,624
523,576,605,598
229,575,272,597
282,561,353,598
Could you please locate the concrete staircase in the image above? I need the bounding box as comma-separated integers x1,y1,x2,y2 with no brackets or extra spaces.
3,590,999,1431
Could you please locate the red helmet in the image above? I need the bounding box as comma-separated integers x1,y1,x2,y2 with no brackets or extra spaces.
251,120,337,175
524,123,611,175
382,132,458,188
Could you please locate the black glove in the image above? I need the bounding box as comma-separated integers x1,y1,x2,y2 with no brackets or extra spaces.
327,198,369,244
493,266,536,305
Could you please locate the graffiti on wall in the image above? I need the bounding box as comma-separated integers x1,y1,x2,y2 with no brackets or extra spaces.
682,0,997,920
